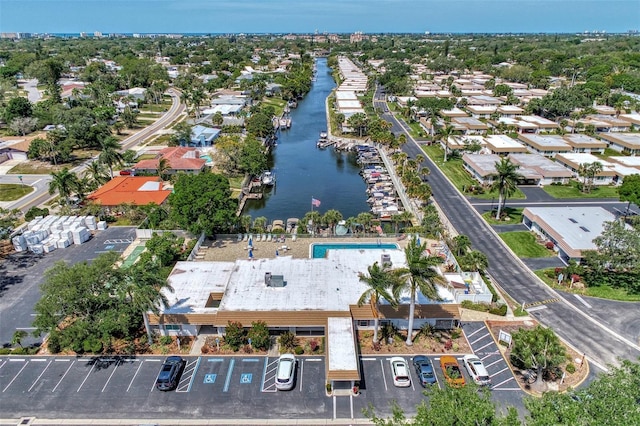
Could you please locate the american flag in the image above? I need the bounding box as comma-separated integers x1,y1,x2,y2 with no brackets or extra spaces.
311,197,321,207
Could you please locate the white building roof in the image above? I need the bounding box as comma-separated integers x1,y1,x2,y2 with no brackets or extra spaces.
164,261,235,314
327,317,358,373
486,135,527,149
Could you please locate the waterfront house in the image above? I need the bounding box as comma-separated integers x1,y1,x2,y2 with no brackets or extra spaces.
133,147,206,175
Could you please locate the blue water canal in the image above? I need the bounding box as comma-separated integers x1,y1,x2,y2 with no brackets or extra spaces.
243,58,370,222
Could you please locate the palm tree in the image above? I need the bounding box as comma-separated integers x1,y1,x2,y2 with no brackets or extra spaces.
490,157,523,220
393,237,446,346
459,250,489,272
99,137,124,179
358,262,400,343
395,211,414,233
253,216,268,233
322,209,343,235
85,161,109,190
435,125,457,162
303,211,322,235
49,168,78,206
356,212,374,234
450,234,471,257
119,262,174,343
156,158,170,181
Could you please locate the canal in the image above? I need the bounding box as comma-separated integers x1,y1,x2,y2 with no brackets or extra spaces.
243,58,370,223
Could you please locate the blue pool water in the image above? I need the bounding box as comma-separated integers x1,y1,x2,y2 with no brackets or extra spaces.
311,243,399,259
201,155,213,163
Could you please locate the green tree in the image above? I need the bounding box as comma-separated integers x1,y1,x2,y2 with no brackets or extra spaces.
3,96,32,123
11,330,28,348
48,168,78,206
510,325,566,387
224,321,246,351
212,111,224,127
367,384,520,426
85,161,109,190
0,207,21,240
393,236,446,346
525,359,640,426
237,136,268,177
358,262,400,343
247,320,270,351
619,174,640,216
577,162,603,194
245,112,275,139
347,112,368,137
450,234,471,257
168,173,238,235
459,250,489,272
490,157,523,220
120,106,138,129
170,121,193,147
322,209,343,235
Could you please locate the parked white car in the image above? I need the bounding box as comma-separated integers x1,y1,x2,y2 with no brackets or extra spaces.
463,355,491,386
275,354,296,391
389,357,411,388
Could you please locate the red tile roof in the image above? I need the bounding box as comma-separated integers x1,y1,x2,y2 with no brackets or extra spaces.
134,147,206,172
87,176,171,207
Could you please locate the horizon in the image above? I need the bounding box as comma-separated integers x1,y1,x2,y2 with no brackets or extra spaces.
1,0,639,34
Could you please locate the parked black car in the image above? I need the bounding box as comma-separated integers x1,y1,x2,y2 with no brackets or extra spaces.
156,356,186,391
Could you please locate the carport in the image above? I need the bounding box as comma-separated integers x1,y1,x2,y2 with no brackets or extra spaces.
326,317,360,394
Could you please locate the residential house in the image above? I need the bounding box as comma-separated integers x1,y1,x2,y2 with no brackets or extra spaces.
508,153,573,185
451,117,489,135
517,134,572,157
483,135,529,155
86,176,172,207
133,147,206,175
562,134,607,154
553,153,618,185
599,133,640,155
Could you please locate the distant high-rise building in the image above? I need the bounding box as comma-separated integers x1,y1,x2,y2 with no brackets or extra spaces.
80,32,87,38
94,31,103,38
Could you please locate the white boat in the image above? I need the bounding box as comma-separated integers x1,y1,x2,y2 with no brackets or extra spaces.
261,171,276,186
319,130,328,140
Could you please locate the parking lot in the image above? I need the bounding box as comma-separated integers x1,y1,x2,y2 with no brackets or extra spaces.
0,226,137,348
0,328,526,421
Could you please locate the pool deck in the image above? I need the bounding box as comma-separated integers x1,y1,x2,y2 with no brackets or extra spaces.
199,236,418,262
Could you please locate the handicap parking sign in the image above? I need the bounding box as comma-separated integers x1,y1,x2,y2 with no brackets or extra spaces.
204,373,217,384
240,373,252,384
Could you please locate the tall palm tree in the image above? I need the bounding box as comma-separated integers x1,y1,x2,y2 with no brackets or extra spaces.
393,237,446,346
85,161,109,190
119,262,174,343
322,209,343,235
490,157,523,220
435,125,457,162
358,262,400,343
156,158,170,181
99,137,124,179
48,168,78,206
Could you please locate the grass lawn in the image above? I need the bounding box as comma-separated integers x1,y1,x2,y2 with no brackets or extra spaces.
543,181,619,199
136,154,157,161
146,134,172,146
141,103,170,113
0,184,34,201
482,207,523,225
407,121,427,139
261,98,287,117
137,112,161,119
499,231,555,258
9,162,59,174
534,269,640,302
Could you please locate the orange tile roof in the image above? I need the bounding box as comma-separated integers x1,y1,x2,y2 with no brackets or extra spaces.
134,147,206,171
87,176,171,207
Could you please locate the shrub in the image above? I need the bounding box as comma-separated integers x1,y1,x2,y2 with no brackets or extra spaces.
25,206,49,221
294,346,304,355
201,345,210,354
243,344,253,354
489,304,508,316
444,339,453,350
225,321,246,351
278,331,298,351
452,342,459,352
450,328,462,339
545,241,555,250
565,363,576,374
0,348,12,355
309,339,319,352
326,383,332,393
159,335,173,345
247,320,270,351
11,347,27,355
47,332,61,354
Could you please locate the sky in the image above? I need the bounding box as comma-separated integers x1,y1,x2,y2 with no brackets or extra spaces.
1,0,639,34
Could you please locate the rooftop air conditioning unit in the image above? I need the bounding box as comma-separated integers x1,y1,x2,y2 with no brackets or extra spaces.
381,254,392,267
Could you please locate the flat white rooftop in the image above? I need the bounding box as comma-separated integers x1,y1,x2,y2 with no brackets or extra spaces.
327,317,358,375
165,261,235,314
486,135,527,149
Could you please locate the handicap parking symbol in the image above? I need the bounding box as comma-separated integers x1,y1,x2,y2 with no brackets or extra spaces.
240,373,252,384
204,373,217,384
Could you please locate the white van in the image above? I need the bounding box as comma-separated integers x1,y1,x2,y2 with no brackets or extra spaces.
275,354,296,391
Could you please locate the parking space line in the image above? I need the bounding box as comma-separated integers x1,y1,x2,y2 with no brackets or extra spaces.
242,358,259,362
470,333,491,345
360,357,376,361
102,359,120,392
485,359,503,369
54,359,70,362
31,359,47,362
350,394,354,419
480,351,499,361
53,361,75,392
0,360,7,369
466,327,486,339
492,387,521,391
223,358,235,392
299,359,304,392
77,362,96,392
491,376,515,389
490,367,509,377
305,358,322,361
380,359,388,392
9,358,25,362
475,341,494,352
2,360,28,392
261,357,277,393
28,360,52,392
128,360,144,392
176,358,201,393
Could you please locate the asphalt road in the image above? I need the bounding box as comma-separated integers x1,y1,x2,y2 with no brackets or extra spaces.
374,86,640,369
0,226,137,348
0,88,185,213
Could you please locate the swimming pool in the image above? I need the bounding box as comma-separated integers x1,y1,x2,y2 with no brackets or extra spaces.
201,155,213,163
310,242,399,259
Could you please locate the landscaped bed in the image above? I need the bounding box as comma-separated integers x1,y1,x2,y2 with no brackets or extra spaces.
357,326,471,355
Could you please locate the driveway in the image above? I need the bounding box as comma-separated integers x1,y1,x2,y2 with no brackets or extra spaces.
18,79,42,103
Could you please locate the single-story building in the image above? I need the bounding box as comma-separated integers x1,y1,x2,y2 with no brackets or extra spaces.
462,153,502,184
497,105,524,118
147,247,461,385
451,117,489,135
553,153,618,185
0,138,30,162
608,156,640,172
483,135,529,155
522,206,617,264
508,153,573,185
466,105,497,119
562,134,607,154
133,147,206,175
599,133,640,155
189,125,221,147
517,134,572,157
619,114,640,130
86,176,172,207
